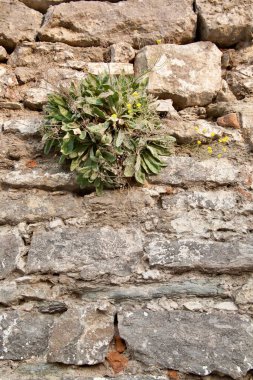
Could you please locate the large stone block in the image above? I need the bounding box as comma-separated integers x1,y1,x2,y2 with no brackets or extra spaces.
47,305,114,365
118,310,253,378
196,0,253,47
0,190,84,224
0,228,24,280
27,226,143,279
134,42,222,109
145,238,253,273
0,311,53,360
0,0,43,50
20,0,122,13
149,157,239,185
38,0,196,48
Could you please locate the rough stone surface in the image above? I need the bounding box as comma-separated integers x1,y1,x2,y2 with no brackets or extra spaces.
145,238,253,273
0,118,42,135
0,0,43,50
48,305,114,365
196,0,253,47
38,0,197,48
149,157,239,185
135,42,222,109
0,311,53,360
0,228,24,280
85,62,134,75
119,310,253,378
109,42,136,63
227,64,253,98
27,227,143,278
0,46,8,62
217,113,241,129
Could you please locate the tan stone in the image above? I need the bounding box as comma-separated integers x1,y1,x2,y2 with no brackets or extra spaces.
0,0,43,50
196,0,253,47
134,42,222,109
0,46,8,62
39,0,196,48
217,113,241,129
109,42,135,63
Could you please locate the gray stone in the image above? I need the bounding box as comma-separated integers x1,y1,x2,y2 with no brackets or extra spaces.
156,99,180,119
118,309,253,378
0,66,18,99
0,46,8,62
23,82,53,110
0,228,24,280
235,277,253,305
85,62,133,75
79,280,228,301
109,42,136,63
145,238,253,273
162,190,239,211
196,0,253,47
0,0,43,50
0,101,22,110
149,157,239,185
227,64,253,98
0,118,42,135
27,227,143,278
216,79,237,103
0,310,53,360
47,305,114,365
1,169,77,191
38,0,196,48
206,100,253,118
0,190,84,224
134,42,222,109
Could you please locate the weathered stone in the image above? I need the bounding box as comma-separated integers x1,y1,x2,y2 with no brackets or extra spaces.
0,190,84,224
23,84,53,110
145,238,253,273
207,99,253,118
85,62,133,75
227,64,253,98
119,309,253,377
0,228,24,280
38,301,68,314
1,169,77,191
0,117,42,135
135,42,222,109
0,66,18,99
109,42,135,63
235,277,253,305
240,112,253,150
178,106,207,121
0,46,8,62
217,113,241,129
149,157,239,185
0,0,43,50
79,280,228,301
156,99,180,119
27,227,143,278
213,301,238,311
39,0,196,48
196,0,253,47
47,305,114,365
0,101,22,110
9,42,105,68
162,190,239,211
216,79,237,103
20,0,122,13
0,310,53,360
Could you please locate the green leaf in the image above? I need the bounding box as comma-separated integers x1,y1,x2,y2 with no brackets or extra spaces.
61,139,74,155
123,155,136,177
141,152,160,174
115,130,125,148
44,139,55,154
135,168,146,184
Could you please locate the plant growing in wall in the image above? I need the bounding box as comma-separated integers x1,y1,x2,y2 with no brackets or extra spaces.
42,73,175,194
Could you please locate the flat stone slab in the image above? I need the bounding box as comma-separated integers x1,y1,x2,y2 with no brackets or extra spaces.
145,238,253,273
196,0,253,47
48,305,114,365
0,228,24,280
149,157,239,185
0,0,42,50
134,42,222,109
118,310,253,378
0,311,53,360
27,226,143,279
38,0,196,48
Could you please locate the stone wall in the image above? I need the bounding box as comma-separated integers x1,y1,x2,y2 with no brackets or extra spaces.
0,1,253,379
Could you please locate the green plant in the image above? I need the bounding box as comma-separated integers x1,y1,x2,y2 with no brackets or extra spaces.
42,72,175,194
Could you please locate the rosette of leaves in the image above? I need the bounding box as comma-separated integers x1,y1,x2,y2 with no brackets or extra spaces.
42,73,175,194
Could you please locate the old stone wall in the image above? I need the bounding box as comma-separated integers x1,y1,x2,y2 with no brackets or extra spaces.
0,0,253,379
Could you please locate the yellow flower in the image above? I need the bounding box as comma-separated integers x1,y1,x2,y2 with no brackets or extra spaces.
197,140,202,145
202,128,207,133
217,153,222,159
156,39,162,44
207,146,213,154
127,103,132,109
132,92,139,97
110,114,118,122
210,132,216,137
222,147,227,152
219,136,229,143
136,103,142,108
128,109,133,115
194,126,199,132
